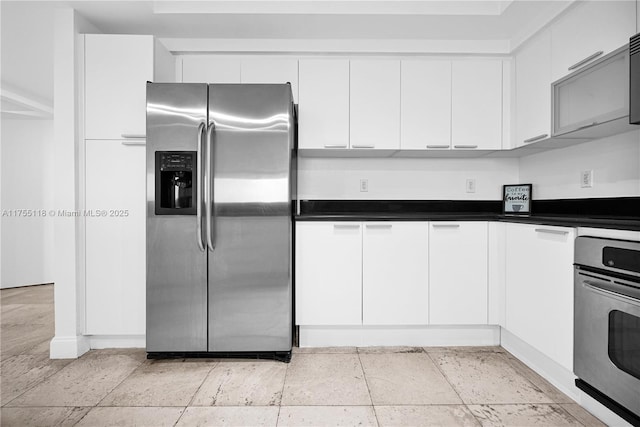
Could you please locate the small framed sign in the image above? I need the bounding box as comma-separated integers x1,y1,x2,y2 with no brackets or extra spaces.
503,184,532,215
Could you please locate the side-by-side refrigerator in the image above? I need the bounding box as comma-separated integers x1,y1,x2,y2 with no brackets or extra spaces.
146,83,295,362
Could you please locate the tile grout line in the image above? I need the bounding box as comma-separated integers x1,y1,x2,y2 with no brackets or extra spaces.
185,360,219,407
355,349,379,427
275,358,290,426
92,354,149,409
424,348,484,426
1,351,76,408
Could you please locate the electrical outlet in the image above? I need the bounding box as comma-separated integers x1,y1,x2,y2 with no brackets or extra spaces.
580,170,593,188
466,179,476,193
360,179,369,192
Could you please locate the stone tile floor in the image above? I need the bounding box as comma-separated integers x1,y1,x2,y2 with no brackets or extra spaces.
0,284,606,426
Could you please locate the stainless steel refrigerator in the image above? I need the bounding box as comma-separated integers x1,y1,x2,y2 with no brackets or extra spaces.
146,83,295,361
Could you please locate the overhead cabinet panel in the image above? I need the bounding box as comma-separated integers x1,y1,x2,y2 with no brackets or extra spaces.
298,60,350,149
451,60,503,150
350,60,401,150
550,0,636,82
181,56,241,83
241,59,299,102
85,35,154,140
515,29,552,147
401,61,452,149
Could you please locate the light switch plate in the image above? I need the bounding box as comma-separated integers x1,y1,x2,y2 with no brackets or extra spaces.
360,179,369,192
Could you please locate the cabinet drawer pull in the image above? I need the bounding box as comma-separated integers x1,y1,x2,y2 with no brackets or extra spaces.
535,228,569,235
351,144,375,149
432,223,460,228
453,145,478,149
121,134,146,139
426,145,450,149
121,140,146,146
365,224,392,229
523,134,548,144
324,144,347,149
333,224,360,229
568,51,604,71
576,121,599,130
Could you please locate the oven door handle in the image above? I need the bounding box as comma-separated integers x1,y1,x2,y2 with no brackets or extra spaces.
583,280,640,307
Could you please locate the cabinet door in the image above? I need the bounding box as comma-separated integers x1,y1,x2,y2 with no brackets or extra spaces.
85,35,154,140
505,224,575,371
429,222,488,325
295,222,362,325
401,61,452,150
551,1,636,82
350,60,401,150
362,222,428,325
241,59,299,102
298,60,350,149
451,60,503,150
85,140,146,334
182,56,241,83
515,29,552,147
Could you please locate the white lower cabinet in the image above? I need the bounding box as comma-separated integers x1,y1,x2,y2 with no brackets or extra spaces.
295,221,428,326
429,222,488,325
295,222,362,325
505,223,576,371
363,222,429,325
85,140,146,334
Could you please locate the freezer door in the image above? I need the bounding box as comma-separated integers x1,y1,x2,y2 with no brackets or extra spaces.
146,83,208,352
207,84,293,352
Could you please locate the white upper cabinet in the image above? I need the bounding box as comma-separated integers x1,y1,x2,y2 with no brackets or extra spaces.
350,60,401,150
362,222,429,325
295,222,362,326
451,60,503,150
85,35,155,140
515,29,552,147
550,0,636,82
401,61,452,150
298,60,350,149
181,57,241,83
241,58,299,102
429,222,488,325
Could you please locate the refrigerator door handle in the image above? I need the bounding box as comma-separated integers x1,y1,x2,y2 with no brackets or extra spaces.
206,121,216,252
196,122,206,252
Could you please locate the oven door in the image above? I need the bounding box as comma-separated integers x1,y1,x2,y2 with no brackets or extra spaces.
574,269,640,416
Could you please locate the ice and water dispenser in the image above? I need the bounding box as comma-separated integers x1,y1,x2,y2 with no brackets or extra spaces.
155,151,196,215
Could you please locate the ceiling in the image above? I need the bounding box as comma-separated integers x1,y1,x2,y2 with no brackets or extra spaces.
1,0,579,117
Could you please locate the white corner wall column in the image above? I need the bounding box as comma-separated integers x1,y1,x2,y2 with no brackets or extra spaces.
49,8,92,359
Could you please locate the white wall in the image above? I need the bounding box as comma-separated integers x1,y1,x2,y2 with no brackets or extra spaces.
1,119,54,288
298,157,519,200
519,130,640,199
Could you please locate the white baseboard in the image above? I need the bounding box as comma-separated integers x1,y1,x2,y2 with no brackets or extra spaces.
299,325,501,348
49,335,90,359
500,328,632,427
88,335,145,349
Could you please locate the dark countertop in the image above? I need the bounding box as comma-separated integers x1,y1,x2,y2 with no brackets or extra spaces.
295,198,640,231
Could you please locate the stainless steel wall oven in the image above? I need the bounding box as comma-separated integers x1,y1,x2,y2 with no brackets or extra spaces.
574,236,640,425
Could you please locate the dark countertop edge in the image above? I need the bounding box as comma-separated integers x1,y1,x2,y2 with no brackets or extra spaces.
294,214,640,232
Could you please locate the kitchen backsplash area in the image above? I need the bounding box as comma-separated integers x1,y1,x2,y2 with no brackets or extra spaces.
298,129,640,202
520,129,640,200
297,157,518,200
